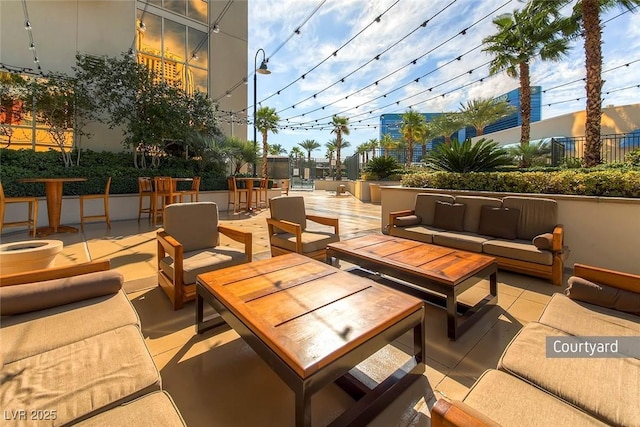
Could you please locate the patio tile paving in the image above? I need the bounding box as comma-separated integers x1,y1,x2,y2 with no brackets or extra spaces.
1,189,565,426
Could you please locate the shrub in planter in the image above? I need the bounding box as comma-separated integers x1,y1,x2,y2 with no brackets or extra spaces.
363,156,403,180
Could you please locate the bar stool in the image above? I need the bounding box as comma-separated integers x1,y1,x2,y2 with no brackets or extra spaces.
0,181,38,237
79,176,112,230
153,176,179,226
137,177,154,222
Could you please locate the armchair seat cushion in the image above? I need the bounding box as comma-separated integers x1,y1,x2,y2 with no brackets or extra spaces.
0,325,161,426
483,239,553,266
160,247,249,285
270,231,340,254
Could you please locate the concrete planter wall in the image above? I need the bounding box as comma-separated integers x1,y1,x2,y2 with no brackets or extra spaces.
1,189,282,232
314,180,401,202
380,186,640,276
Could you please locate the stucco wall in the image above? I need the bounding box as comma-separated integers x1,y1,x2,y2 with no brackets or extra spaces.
478,103,640,145
380,186,640,275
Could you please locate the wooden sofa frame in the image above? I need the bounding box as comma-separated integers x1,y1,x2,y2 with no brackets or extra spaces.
389,209,565,286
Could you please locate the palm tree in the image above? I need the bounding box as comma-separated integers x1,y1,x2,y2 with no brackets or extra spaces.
428,113,465,147
380,133,397,157
325,139,337,178
483,2,571,147
330,115,350,180
356,143,367,164
367,138,379,159
268,143,286,155
255,106,280,178
568,0,640,166
459,97,517,136
400,109,427,166
298,139,320,162
289,146,304,175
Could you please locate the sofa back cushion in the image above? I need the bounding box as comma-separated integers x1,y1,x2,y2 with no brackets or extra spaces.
502,197,557,240
478,206,520,240
414,193,455,225
433,201,465,231
455,196,502,233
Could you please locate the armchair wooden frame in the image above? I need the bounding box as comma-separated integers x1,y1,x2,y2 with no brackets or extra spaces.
157,225,252,310
266,214,339,261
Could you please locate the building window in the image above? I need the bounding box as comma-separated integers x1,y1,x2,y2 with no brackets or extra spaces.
136,2,208,95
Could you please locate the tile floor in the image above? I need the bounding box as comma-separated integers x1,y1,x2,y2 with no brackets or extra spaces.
1,190,569,426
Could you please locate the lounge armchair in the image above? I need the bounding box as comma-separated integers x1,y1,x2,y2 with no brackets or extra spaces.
157,202,252,310
266,195,339,261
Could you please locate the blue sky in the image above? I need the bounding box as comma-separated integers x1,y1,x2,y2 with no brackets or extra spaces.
244,0,640,158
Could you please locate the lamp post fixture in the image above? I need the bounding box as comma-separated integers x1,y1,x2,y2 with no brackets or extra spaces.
253,48,270,177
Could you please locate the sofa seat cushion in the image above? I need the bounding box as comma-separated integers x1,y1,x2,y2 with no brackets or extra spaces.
75,391,186,427
539,293,640,337
270,231,340,254
432,231,488,253
0,325,161,426
463,369,607,427
1,290,140,364
498,322,640,427
482,239,553,266
390,224,443,244
160,247,249,285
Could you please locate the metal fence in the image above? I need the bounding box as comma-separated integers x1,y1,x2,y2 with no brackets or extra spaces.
550,133,639,165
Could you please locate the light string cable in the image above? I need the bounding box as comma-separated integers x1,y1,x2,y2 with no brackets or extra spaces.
212,0,328,102
21,0,42,75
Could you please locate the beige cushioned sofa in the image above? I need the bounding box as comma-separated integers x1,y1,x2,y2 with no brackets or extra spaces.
0,260,185,426
431,263,640,426
389,193,566,285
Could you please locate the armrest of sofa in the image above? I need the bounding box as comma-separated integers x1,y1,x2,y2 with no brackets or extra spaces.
388,209,416,230
552,224,564,252
0,260,111,287
574,263,640,294
431,399,501,427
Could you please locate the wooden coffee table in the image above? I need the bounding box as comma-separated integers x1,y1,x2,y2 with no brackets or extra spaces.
326,235,497,340
196,252,425,427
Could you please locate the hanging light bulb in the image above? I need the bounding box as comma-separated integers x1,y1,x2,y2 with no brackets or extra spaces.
226,91,231,98
128,48,136,58
139,21,146,32
213,24,220,34
34,57,39,64
25,21,31,30
191,52,198,61
29,42,35,50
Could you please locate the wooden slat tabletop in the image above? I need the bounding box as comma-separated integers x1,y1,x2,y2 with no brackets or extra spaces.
197,253,423,379
327,235,496,286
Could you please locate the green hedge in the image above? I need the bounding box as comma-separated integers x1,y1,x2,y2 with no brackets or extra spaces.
0,149,229,197
401,169,640,198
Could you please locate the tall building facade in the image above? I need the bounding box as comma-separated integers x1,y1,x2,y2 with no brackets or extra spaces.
0,0,247,152
379,87,542,151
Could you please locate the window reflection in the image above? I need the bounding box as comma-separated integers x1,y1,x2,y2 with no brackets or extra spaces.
135,6,208,95
164,0,185,16
188,27,208,66
188,0,208,23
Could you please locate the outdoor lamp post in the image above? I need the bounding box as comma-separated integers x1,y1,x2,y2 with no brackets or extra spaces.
253,48,271,177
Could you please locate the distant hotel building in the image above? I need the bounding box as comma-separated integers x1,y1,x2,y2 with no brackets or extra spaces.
379,87,542,151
